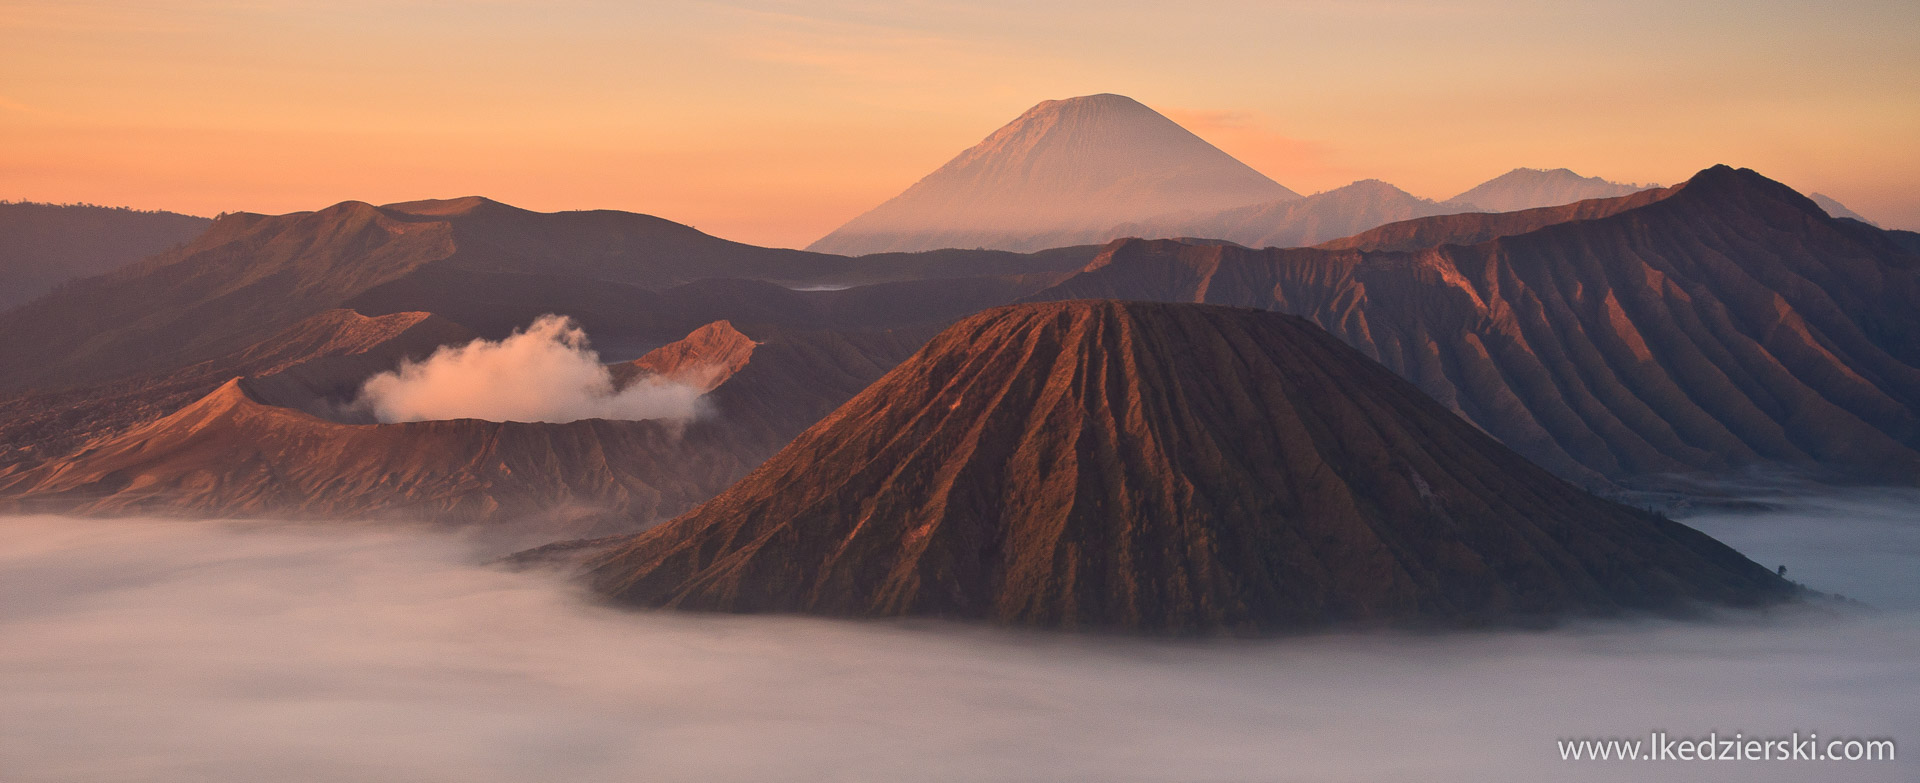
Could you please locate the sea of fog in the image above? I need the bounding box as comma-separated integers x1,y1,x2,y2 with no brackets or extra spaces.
1,490,1915,782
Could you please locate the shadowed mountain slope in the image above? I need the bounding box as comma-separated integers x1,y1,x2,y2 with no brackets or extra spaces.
1809,193,1877,226
0,202,210,310
581,301,1793,632
808,94,1295,255
1889,229,1920,256
1030,167,1920,487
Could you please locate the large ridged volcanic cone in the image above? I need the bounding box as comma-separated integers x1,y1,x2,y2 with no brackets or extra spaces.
583,301,1792,632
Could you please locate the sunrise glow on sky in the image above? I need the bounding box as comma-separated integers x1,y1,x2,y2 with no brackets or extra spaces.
4,0,1917,246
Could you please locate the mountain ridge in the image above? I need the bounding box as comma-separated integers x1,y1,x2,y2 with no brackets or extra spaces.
0,197,1100,396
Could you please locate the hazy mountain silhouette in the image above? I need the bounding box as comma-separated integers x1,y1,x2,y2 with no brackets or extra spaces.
1107,179,1469,249
580,301,1793,632
807,94,1296,255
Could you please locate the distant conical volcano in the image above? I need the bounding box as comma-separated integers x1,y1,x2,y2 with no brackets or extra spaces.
808,94,1296,255
582,301,1792,633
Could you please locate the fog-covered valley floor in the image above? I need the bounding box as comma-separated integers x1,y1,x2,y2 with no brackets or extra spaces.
2,491,1915,782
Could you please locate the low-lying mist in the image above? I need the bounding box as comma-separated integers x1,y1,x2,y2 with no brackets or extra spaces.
2,490,1914,782
1681,487,1920,611
356,314,707,424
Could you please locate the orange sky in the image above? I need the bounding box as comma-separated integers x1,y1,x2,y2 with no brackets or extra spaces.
4,0,1918,246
